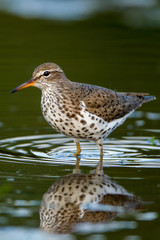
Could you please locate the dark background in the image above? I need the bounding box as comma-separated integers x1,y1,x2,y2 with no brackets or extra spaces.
0,1,160,240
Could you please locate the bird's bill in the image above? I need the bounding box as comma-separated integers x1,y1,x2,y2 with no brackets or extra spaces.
11,79,35,93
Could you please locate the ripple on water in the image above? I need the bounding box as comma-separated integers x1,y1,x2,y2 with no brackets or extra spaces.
0,133,160,167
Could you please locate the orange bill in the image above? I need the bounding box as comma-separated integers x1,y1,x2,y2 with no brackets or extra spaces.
11,79,35,93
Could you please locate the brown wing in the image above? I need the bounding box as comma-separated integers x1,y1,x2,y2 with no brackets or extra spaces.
75,83,155,122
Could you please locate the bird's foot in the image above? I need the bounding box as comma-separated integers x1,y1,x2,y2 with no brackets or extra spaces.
73,151,81,157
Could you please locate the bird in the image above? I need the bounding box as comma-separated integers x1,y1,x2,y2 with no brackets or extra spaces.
11,62,156,169
40,171,143,233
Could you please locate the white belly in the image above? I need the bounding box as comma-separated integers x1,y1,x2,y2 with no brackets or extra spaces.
41,92,133,142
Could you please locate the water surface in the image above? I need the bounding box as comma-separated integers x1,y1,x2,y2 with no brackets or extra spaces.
0,3,160,240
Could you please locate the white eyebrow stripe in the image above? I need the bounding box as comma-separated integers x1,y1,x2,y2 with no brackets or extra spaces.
36,70,45,78
35,68,63,78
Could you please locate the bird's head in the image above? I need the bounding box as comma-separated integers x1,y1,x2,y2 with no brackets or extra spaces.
11,62,65,93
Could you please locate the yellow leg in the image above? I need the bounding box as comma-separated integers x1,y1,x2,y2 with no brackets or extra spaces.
73,138,81,156
96,142,103,174
74,156,81,174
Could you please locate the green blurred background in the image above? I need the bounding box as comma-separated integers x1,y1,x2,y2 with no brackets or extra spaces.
0,1,160,240
0,0,159,139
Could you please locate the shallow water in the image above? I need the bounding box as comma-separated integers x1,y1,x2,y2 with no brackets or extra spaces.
0,131,160,168
0,111,160,168
0,2,160,240
1,108,160,240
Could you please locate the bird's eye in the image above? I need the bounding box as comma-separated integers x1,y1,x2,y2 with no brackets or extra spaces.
43,71,50,77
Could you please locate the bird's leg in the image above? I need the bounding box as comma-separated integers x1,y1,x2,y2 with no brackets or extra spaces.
96,142,104,174
73,156,81,174
73,138,81,156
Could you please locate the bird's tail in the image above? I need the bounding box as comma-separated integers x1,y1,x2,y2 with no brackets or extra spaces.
142,95,156,103
120,92,156,103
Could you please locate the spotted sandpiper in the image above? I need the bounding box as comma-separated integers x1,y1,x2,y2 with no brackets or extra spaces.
40,170,143,233
11,62,156,169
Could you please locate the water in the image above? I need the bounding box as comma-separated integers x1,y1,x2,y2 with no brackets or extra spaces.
0,128,160,167
0,1,160,240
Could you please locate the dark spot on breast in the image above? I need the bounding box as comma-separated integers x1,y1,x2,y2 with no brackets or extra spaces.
65,203,69,208
84,129,89,132
80,119,87,125
102,130,107,135
79,194,85,201
81,187,85,192
77,133,82,137
90,123,95,128
89,191,94,195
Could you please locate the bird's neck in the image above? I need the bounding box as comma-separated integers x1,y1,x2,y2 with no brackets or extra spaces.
41,77,73,98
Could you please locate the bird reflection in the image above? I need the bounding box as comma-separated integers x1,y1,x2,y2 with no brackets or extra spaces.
40,159,143,234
